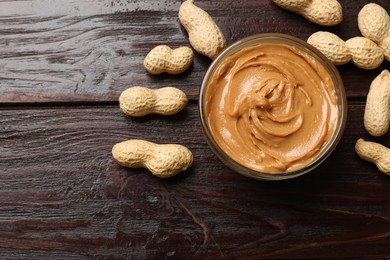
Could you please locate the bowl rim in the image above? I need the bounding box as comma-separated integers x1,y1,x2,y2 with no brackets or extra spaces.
198,33,348,181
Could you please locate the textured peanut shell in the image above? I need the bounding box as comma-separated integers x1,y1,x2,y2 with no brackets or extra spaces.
272,0,342,26
112,140,193,178
358,3,390,43
272,0,311,12
179,0,226,60
345,37,384,70
380,37,390,62
307,32,385,69
144,45,194,75
364,70,390,137
307,31,351,65
119,86,188,117
355,139,390,174
358,3,390,62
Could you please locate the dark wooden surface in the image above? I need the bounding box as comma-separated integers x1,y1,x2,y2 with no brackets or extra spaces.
0,0,389,259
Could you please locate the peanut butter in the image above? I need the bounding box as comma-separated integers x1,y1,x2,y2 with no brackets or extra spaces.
205,43,338,173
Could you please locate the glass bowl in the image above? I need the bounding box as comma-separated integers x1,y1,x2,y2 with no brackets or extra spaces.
199,33,347,181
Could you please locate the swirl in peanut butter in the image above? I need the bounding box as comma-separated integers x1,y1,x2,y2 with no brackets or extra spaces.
205,44,338,173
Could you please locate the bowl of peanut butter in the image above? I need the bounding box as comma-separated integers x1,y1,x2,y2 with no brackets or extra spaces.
199,33,347,180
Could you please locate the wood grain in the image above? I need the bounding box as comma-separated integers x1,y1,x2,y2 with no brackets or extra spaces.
1,0,390,258
1,103,390,259
0,0,388,103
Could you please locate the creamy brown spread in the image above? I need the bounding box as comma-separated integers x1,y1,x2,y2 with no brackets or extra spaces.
205,43,338,173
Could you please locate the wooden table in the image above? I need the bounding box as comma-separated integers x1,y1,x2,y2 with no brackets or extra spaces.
1,0,389,258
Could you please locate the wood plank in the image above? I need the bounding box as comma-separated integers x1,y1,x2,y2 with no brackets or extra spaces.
0,0,388,103
0,103,389,258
